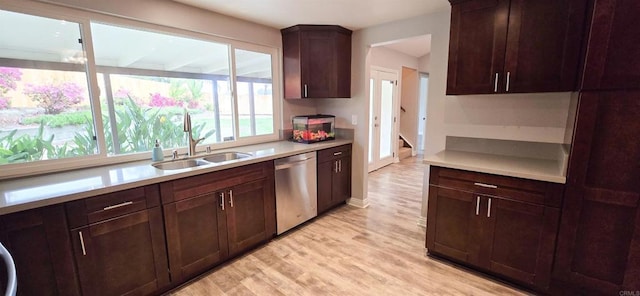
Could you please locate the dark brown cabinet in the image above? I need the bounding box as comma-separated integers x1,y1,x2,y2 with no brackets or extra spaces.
582,0,640,90
0,205,79,296
282,25,352,99
161,161,276,284
317,144,352,214
446,0,587,95
66,185,169,296
553,91,640,294
226,179,275,257
163,191,227,282
426,166,563,291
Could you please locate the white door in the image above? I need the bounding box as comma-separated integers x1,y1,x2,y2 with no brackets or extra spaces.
369,69,398,172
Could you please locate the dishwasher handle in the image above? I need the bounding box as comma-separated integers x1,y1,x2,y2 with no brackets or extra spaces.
275,157,314,170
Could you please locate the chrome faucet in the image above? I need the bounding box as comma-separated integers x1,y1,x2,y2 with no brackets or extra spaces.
183,111,205,157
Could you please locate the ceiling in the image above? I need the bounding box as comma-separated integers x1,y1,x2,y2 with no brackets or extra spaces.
173,0,446,57
173,0,449,31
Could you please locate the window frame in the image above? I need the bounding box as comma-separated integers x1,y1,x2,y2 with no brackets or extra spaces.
0,5,281,179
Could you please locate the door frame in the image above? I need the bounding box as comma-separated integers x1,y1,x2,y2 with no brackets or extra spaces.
368,66,399,172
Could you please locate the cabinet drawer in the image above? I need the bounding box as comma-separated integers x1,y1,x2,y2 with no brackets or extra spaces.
318,144,352,163
430,167,563,207
66,185,160,229
161,161,274,204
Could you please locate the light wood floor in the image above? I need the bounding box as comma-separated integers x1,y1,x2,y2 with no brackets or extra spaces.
170,156,528,295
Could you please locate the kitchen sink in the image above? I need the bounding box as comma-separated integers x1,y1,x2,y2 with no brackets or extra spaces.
202,152,252,163
152,152,252,170
152,159,209,170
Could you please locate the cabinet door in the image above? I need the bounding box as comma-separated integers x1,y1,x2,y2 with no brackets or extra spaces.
332,157,351,206
317,160,334,214
426,186,479,263
555,91,640,293
72,208,169,296
226,179,276,257
0,206,79,296
582,0,640,90
301,30,336,98
488,198,559,289
164,193,228,283
447,0,509,95
504,0,587,93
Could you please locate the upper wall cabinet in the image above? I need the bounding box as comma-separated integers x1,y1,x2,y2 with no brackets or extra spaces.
582,0,640,90
446,0,588,95
281,25,352,99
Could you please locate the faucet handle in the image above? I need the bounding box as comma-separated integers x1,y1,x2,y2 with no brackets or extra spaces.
172,150,179,160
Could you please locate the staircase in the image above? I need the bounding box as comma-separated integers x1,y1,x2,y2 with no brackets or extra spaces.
398,138,412,160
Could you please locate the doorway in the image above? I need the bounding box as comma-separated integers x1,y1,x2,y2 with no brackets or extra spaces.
368,68,398,172
417,73,429,152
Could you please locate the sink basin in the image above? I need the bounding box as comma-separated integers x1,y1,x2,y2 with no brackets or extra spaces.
153,159,209,170
202,152,251,163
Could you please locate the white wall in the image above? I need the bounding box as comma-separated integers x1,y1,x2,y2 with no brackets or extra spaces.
418,53,431,73
282,99,318,129
369,46,419,71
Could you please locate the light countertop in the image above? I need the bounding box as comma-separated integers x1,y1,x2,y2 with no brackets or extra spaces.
0,139,352,215
423,150,567,184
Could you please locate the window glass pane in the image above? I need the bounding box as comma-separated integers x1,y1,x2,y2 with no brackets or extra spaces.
234,49,274,138
0,10,97,165
91,22,230,154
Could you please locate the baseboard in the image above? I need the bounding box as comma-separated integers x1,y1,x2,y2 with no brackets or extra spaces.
347,197,369,208
417,216,427,228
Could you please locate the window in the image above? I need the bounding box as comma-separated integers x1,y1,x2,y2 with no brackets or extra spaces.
0,10,97,165
0,8,279,177
91,23,232,155
234,49,275,137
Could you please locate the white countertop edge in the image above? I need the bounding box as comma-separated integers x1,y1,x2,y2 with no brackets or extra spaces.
0,139,352,215
423,150,567,184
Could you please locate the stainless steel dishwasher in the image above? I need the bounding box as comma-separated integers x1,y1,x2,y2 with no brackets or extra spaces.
274,151,317,234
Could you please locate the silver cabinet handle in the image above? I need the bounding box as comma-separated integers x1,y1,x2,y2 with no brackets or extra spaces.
220,192,225,211
474,182,498,189
338,160,342,172
506,72,511,92
333,151,342,156
487,198,492,218
304,84,308,97
229,190,234,207
475,196,480,216
494,73,499,92
103,201,133,211
335,161,338,173
79,231,87,256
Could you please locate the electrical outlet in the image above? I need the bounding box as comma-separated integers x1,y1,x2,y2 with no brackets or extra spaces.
351,115,357,125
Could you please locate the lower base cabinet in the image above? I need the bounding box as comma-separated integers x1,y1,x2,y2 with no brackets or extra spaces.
426,166,563,292
161,161,276,284
0,205,80,296
66,185,170,296
317,144,352,214
0,160,278,295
